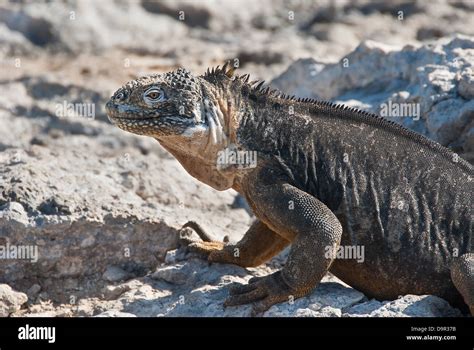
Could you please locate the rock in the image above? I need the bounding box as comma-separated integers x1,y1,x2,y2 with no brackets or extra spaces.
309,23,360,44
163,248,188,264
344,295,462,317
39,258,458,318
102,284,132,301
91,260,365,317
416,27,447,41
0,1,188,54
0,8,59,47
290,306,342,317
141,0,212,28
263,279,365,317
102,266,131,283
150,264,189,285
0,249,466,317
345,0,424,17
94,310,136,317
74,302,95,317
237,50,285,65
24,311,57,317
272,35,474,163
0,284,28,316
37,292,49,301
458,68,474,99
0,132,251,293
0,201,28,226
271,58,327,98
0,22,36,57
26,284,41,299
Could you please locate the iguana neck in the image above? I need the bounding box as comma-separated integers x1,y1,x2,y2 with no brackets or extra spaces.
155,80,244,190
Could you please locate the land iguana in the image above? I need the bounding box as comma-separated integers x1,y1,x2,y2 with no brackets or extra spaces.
106,63,473,315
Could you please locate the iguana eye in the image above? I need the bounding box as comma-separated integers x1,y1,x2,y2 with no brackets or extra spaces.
144,88,166,103
114,92,125,101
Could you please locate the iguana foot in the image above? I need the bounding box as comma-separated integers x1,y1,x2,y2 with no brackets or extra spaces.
178,221,232,261
225,272,303,315
187,241,227,256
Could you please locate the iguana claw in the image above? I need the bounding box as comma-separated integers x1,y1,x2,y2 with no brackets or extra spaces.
178,221,226,257
224,272,298,315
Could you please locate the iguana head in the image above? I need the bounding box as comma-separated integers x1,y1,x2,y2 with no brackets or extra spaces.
106,64,247,190
106,67,207,137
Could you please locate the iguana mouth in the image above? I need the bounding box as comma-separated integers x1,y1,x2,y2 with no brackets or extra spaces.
106,101,140,116
106,101,159,124
112,116,158,121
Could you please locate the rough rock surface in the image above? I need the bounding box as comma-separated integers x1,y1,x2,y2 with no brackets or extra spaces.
0,122,252,303
344,295,462,317
1,0,474,79
0,1,471,317
0,284,28,317
8,250,463,317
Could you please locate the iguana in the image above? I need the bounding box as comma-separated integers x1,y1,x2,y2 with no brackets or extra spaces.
106,63,473,315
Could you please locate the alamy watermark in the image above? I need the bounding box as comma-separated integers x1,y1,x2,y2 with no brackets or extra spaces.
0,243,38,263
55,101,95,119
18,324,55,343
325,243,365,263
216,145,257,169
380,101,420,121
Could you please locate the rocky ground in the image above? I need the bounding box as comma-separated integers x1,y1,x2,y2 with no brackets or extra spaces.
0,0,472,317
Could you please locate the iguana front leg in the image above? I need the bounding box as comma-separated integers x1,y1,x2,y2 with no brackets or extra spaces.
180,219,290,267
225,168,343,314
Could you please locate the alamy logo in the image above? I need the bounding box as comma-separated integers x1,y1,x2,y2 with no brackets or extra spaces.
325,244,365,263
18,324,55,343
55,101,95,119
216,145,257,169
380,101,420,120
0,243,38,263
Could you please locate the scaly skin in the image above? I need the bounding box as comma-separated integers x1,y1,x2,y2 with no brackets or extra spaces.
106,64,473,315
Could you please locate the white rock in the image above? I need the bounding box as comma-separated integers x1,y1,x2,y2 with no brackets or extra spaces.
343,295,462,317
24,311,57,317
0,284,28,317
94,310,137,317
151,264,189,285
102,284,131,301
